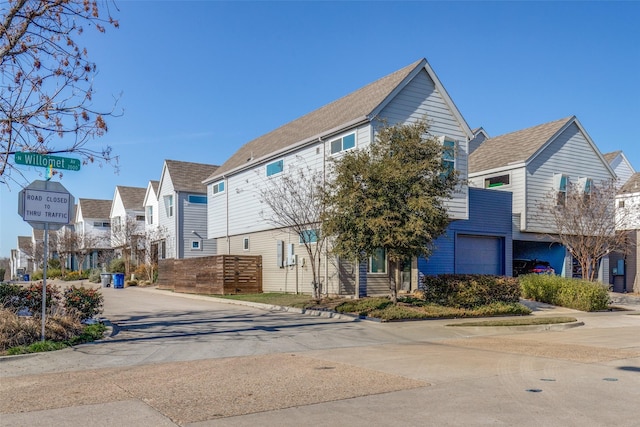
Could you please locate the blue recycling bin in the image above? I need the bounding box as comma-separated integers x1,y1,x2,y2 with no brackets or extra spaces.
23,274,30,282
112,273,125,289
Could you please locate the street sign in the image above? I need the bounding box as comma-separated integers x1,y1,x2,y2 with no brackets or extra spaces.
15,151,81,171
18,180,74,231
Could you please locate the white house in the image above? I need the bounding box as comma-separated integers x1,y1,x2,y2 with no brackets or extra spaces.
469,116,617,281
110,185,147,262
203,58,476,295
156,160,218,259
611,172,640,293
604,151,636,189
74,198,113,271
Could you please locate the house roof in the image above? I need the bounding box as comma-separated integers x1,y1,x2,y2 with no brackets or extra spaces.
17,236,31,251
164,160,218,193
205,58,426,182
620,172,640,194
469,117,573,173
78,198,112,220
150,180,159,194
603,151,622,164
115,186,147,211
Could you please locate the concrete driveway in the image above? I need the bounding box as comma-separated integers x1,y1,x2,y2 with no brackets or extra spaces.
1,286,639,426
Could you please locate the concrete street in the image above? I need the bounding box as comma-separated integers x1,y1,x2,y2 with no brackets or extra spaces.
1,286,639,426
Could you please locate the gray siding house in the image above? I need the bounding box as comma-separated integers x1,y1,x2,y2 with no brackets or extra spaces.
469,116,617,281
157,160,219,259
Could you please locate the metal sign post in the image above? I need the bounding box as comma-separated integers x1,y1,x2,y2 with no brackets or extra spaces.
19,180,74,341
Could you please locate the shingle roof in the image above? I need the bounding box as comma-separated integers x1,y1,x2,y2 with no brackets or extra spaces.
620,172,640,194
469,117,572,173
17,236,31,251
206,58,425,181
603,151,621,164
165,160,218,193
78,198,112,220
150,180,159,194
116,186,146,211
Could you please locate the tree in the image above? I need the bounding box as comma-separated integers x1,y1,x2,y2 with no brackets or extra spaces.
138,224,167,282
75,228,110,273
1,0,120,185
258,160,327,300
323,119,459,303
110,215,144,275
56,226,80,274
538,179,633,281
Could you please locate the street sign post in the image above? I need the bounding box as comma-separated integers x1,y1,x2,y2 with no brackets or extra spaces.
15,152,81,171
18,180,74,341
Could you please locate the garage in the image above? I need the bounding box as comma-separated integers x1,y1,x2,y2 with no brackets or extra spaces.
455,234,504,275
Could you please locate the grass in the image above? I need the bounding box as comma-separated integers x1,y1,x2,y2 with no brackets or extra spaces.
2,321,107,356
448,316,578,327
216,293,532,322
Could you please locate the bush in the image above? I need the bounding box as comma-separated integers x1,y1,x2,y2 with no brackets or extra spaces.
125,279,138,287
0,310,84,351
64,286,104,319
109,258,126,273
421,274,521,309
48,258,61,270
62,270,89,281
0,283,25,311
88,269,102,283
519,275,610,311
22,282,63,316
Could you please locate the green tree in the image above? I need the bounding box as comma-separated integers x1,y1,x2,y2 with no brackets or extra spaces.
0,0,120,184
323,118,460,303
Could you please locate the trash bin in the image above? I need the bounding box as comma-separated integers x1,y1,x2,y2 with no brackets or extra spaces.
23,274,30,282
112,273,125,289
100,273,111,288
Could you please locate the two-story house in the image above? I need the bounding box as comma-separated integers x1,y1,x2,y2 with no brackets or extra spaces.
10,236,33,279
203,58,514,296
156,160,218,260
604,151,636,189
110,185,147,267
142,180,160,262
469,116,617,281
74,198,113,271
610,172,640,293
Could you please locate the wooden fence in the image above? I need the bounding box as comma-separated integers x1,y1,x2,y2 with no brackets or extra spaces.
157,255,262,295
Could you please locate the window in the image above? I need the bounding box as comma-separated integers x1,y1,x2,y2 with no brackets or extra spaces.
554,174,569,206
112,216,121,233
369,248,387,274
299,229,319,244
160,240,166,259
330,133,356,154
212,181,225,195
484,174,510,188
441,138,455,177
164,195,174,217
266,159,284,177
188,195,207,204
191,240,201,250
243,237,249,251
136,215,145,222
146,206,153,225
619,200,625,208
93,221,110,228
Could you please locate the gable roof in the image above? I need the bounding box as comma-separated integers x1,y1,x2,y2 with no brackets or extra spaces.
115,186,146,211
17,236,31,252
150,180,159,194
469,117,572,173
164,160,218,193
205,58,470,182
620,172,640,194
78,198,112,220
603,151,621,164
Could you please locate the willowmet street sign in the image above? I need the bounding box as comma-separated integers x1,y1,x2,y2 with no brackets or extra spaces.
15,151,81,171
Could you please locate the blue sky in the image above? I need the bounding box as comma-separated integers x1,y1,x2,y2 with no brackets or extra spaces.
1,1,639,258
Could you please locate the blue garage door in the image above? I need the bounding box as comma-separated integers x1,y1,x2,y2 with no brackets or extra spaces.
455,235,503,275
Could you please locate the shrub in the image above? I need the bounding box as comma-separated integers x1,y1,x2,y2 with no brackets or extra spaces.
64,286,104,319
0,310,84,351
48,259,61,270
109,258,126,273
421,274,521,309
88,269,102,283
22,282,63,316
519,275,610,311
125,279,138,287
0,283,25,311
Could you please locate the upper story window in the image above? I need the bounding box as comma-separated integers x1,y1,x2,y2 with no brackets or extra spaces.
266,159,284,177
164,195,174,217
146,206,153,225
93,221,110,228
243,237,249,251
441,138,456,177
188,195,207,204
212,181,225,195
136,215,145,222
112,216,121,233
330,133,356,155
299,229,319,244
579,177,593,200
485,174,510,188
554,174,569,206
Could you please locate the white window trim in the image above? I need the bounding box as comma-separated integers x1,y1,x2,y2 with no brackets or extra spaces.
329,132,357,156
368,248,387,275
266,159,284,177
243,237,249,251
484,173,511,189
190,239,202,251
212,181,225,195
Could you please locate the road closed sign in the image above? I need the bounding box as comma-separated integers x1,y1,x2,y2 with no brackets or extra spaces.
18,180,74,229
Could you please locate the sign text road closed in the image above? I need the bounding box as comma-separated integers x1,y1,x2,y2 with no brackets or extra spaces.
23,189,72,224
15,152,81,171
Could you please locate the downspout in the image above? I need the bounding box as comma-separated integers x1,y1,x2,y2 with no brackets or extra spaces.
322,136,328,296
225,175,230,254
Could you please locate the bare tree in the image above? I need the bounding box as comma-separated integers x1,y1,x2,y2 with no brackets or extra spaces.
111,215,144,275
55,226,80,274
75,229,109,273
138,224,167,282
1,0,120,185
258,160,327,300
539,179,634,281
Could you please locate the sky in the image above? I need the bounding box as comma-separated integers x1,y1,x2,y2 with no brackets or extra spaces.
1,1,639,258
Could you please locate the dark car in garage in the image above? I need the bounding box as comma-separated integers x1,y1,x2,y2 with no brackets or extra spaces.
513,259,555,277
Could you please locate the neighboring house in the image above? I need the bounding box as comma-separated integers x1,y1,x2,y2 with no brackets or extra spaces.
604,151,636,189
11,236,33,279
74,198,113,271
469,127,490,155
157,160,219,260
110,185,147,263
610,172,640,293
142,180,160,262
203,58,514,296
469,116,617,282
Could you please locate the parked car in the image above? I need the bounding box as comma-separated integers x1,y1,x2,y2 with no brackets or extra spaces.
513,259,555,277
